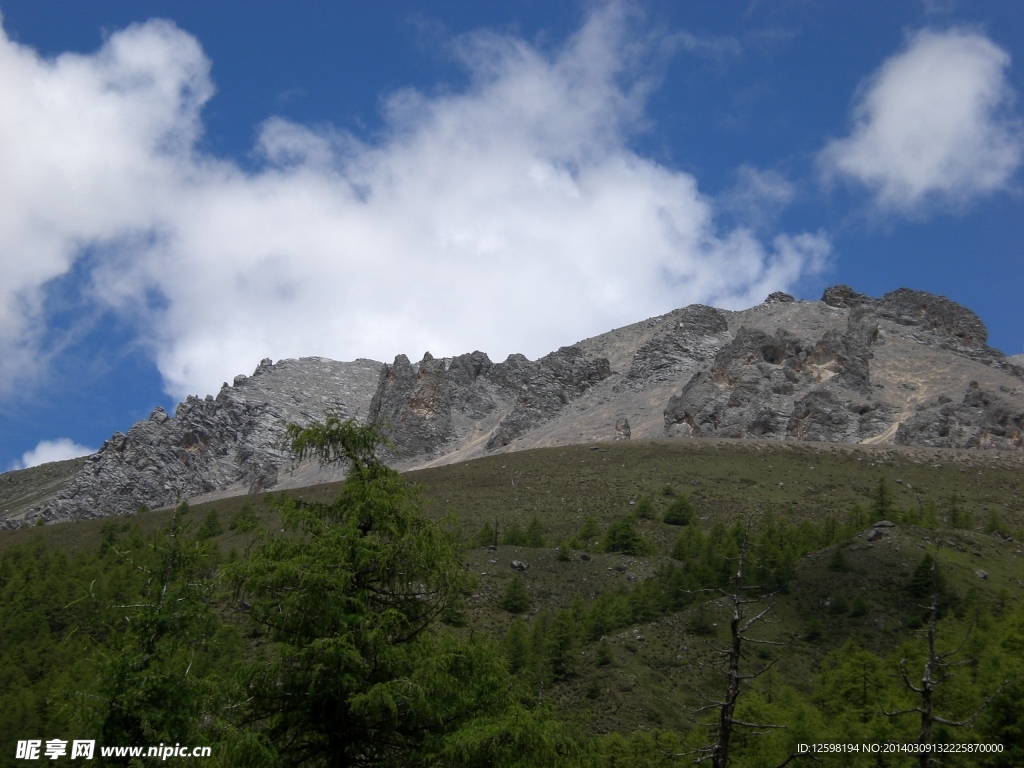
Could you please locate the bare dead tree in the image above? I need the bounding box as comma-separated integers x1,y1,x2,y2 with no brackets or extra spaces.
884,552,1010,768
684,522,797,768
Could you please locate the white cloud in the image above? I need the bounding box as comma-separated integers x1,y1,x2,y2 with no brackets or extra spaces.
10,438,95,470
0,6,828,402
719,165,796,231
820,28,1023,212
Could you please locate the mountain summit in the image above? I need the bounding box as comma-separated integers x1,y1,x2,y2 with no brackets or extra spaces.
3,286,1021,527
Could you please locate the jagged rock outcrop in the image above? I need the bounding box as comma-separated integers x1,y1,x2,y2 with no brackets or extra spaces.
8,357,382,527
620,305,729,388
368,353,457,458
872,288,991,351
368,346,613,456
485,346,612,449
896,382,1024,450
663,312,892,442
822,284,871,309
6,284,1023,528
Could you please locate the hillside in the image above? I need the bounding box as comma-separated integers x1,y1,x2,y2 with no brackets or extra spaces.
2,285,1022,529
1,437,1021,765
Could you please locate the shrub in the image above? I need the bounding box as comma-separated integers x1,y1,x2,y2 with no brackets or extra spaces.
197,510,223,540
500,577,532,614
603,518,649,555
525,516,546,548
502,522,528,547
229,505,258,533
849,595,869,617
634,496,655,520
574,517,602,549
473,521,497,548
828,595,849,615
985,509,1009,536
827,546,849,572
663,496,694,526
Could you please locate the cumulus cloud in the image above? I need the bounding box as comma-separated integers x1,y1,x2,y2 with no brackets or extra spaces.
10,438,95,471
0,6,828,401
820,28,1023,212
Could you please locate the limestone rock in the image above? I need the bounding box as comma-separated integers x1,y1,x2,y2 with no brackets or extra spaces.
621,305,729,388
822,284,871,309
486,346,612,449
873,288,990,351
368,353,456,458
7,283,1024,529
9,357,382,527
615,417,631,440
663,313,890,442
896,381,1024,450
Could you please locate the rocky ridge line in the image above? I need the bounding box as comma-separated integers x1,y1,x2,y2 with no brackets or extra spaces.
3,358,381,528
4,285,1023,527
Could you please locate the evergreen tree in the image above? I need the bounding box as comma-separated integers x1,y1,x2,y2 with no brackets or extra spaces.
83,504,222,756
888,553,1009,768
473,521,498,548
501,577,532,614
228,416,514,767
827,546,849,572
502,619,531,674
525,516,546,548
197,508,223,539
603,517,649,555
634,495,655,520
546,610,578,680
502,522,529,546
663,495,694,526
575,517,601,549
872,478,894,521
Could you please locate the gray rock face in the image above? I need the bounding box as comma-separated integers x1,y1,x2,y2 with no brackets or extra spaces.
896,381,1024,450
663,314,891,442
368,353,457,458
826,286,999,359
615,418,631,440
368,345,612,457
621,305,729,388
7,284,1024,528
872,288,990,351
10,357,382,527
485,346,612,449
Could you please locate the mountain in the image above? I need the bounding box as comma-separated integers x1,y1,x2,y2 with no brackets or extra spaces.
2,285,1022,527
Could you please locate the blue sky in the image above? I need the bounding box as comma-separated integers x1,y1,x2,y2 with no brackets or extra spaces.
1,1,1022,471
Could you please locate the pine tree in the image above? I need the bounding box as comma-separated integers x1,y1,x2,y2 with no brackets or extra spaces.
228,416,515,767
525,516,546,547
603,517,649,555
663,495,695,525
872,478,894,521
500,577,532,614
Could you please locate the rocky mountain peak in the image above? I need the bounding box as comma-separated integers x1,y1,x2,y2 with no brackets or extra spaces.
4,285,1021,527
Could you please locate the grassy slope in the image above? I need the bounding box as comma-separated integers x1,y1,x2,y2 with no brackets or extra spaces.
2,438,1022,737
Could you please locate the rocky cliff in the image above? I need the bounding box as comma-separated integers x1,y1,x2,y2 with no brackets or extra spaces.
1,358,381,527
4,285,1022,526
